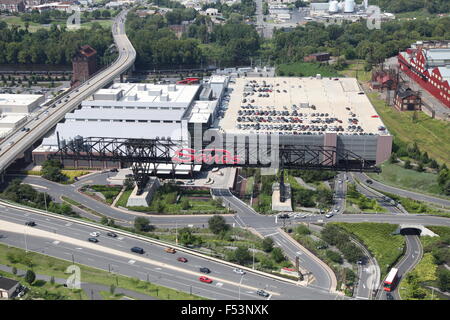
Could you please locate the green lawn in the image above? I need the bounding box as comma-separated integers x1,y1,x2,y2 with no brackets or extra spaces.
367,92,450,166
86,185,122,205
368,162,448,199
338,60,371,82
335,223,405,278
277,62,340,77
0,269,88,300
0,243,204,300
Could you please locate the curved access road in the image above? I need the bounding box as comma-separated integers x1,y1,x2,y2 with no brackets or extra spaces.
0,9,136,174
354,173,450,208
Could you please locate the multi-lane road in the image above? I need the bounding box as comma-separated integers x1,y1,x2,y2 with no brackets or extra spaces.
0,203,340,300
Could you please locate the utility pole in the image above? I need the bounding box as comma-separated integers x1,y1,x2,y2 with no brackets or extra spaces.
44,192,48,212
252,244,255,270
175,222,178,245
72,254,75,265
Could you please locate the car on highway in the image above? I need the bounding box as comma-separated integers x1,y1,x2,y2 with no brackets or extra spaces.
88,237,99,243
233,268,246,275
165,247,176,254
107,232,117,238
177,257,188,263
366,179,373,184
199,267,210,274
8,141,14,145
110,168,118,172
131,247,145,254
199,276,213,283
278,214,290,219
325,213,334,218
25,221,36,227
89,232,100,237
386,293,394,300
256,289,270,297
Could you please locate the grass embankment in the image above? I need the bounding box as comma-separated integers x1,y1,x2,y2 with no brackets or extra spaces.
277,62,340,77
61,196,106,218
82,185,122,205
345,183,386,213
338,60,371,82
377,191,450,217
335,223,405,278
0,243,204,300
399,226,450,300
0,269,88,300
367,92,450,166
368,162,449,199
116,185,228,214
24,170,90,183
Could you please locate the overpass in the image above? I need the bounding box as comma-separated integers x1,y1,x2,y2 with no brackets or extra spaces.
0,9,136,178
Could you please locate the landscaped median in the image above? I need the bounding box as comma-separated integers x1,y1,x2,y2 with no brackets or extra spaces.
0,200,313,293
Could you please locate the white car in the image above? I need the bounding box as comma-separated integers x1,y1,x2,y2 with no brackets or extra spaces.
325,213,334,218
233,268,246,275
89,232,100,237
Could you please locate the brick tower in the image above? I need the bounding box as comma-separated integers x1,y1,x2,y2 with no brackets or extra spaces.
71,45,97,87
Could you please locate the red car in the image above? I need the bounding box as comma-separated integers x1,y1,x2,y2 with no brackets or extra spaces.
199,276,213,283
177,257,188,263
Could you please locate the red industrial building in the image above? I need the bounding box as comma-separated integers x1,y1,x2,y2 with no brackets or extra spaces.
394,88,421,112
71,45,97,87
370,68,398,91
304,52,330,63
398,46,450,108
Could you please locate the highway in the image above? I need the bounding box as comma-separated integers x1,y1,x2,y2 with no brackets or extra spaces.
0,9,136,175
0,204,340,300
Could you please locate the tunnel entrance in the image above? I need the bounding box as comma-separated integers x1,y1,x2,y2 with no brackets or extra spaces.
399,228,421,236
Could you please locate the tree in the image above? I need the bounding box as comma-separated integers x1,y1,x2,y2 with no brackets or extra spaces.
208,215,229,234
234,246,251,265
110,284,116,295
124,177,134,190
438,269,450,293
271,247,285,263
178,227,202,246
50,276,55,285
41,159,66,182
181,198,190,210
12,266,17,275
261,237,274,253
25,270,36,285
404,160,412,169
326,250,343,264
134,217,152,232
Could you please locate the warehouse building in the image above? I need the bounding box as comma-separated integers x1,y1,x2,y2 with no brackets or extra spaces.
398,45,450,108
32,81,225,170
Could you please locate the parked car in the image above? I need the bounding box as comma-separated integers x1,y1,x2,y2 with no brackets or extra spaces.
256,289,270,297
107,232,117,238
199,267,211,274
89,232,100,237
25,221,36,227
199,276,213,283
165,247,176,254
177,257,188,263
130,247,144,254
233,268,246,275
88,237,99,243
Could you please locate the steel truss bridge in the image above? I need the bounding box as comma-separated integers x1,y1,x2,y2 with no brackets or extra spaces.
49,136,380,198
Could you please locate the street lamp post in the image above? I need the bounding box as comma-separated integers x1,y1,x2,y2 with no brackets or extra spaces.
238,275,244,300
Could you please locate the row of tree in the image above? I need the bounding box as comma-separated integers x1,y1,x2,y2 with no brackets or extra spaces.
0,21,114,66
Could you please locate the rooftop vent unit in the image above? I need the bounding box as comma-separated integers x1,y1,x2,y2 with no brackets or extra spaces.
137,84,146,91
148,89,162,96
127,94,137,101
168,84,177,92
160,94,169,101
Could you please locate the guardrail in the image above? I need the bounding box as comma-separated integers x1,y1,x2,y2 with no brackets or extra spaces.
0,199,316,291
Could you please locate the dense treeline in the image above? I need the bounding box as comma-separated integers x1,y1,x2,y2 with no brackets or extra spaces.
268,17,450,69
202,0,256,19
0,21,115,66
126,10,260,68
373,0,450,14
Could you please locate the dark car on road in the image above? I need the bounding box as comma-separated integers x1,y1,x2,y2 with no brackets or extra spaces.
366,179,373,184
107,232,117,238
199,267,210,274
88,237,99,243
25,221,36,227
131,247,145,254
386,293,394,300
256,289,270,297
110,168,118,172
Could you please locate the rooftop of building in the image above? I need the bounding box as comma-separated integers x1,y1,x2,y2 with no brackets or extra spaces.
425,48,450,61
0,276,19,290
0,94,44,106
218,76,389,136
85,83,201,106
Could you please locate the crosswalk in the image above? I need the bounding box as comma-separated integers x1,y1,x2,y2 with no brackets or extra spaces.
286,212,319,219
